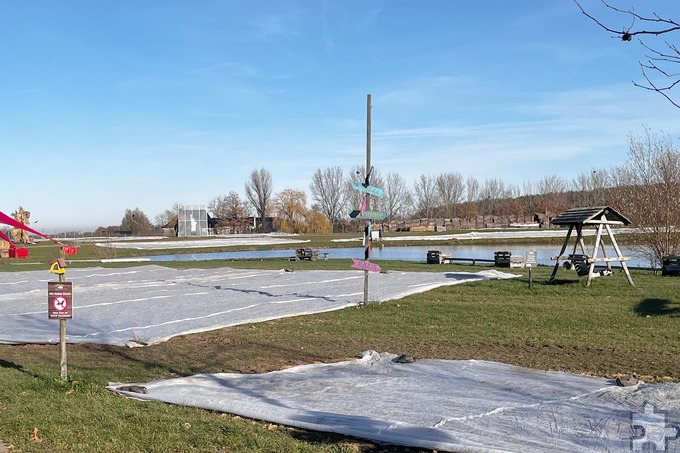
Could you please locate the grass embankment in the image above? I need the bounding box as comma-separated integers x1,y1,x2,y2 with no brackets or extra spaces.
0,229,572,273
0,235,674,452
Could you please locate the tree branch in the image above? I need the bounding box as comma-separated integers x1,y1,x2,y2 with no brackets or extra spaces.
574,0,680,107
575,0,680,38
634,63,680,108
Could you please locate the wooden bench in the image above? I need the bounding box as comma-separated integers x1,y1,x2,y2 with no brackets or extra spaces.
294,248,320,261
662,256,680,276
427,250,497,265
564,254,611,277
568,254,591,277
494,251,511,268
427,250,452,264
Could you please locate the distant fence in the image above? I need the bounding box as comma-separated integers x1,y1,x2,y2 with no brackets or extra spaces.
385,215,544,232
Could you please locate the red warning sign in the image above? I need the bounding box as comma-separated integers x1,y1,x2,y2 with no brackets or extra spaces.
48,281,72,319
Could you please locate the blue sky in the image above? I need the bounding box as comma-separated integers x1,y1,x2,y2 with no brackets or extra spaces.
2,1,679,232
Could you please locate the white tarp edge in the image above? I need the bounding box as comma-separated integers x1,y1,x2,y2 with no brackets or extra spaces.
0,266,515,347
108,351,680,452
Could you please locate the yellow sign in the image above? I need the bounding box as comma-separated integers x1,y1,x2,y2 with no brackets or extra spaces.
49,258,67,275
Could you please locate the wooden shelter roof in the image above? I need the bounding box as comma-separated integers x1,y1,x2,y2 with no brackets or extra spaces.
551,206,631,226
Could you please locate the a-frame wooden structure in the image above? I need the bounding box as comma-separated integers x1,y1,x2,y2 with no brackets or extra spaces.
549,206,634,286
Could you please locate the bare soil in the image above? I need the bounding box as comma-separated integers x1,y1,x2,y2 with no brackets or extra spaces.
4,325,670,382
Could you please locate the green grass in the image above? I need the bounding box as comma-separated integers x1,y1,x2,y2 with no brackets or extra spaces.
0,243,678,451
0,229,573,273
0,371,365,452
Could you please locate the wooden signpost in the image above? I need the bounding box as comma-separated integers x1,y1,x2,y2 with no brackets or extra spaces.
49,257,71,380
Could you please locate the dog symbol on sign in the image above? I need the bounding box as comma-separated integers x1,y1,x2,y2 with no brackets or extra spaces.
53,296,68,311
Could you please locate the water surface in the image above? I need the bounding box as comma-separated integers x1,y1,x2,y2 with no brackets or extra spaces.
147,244,652,268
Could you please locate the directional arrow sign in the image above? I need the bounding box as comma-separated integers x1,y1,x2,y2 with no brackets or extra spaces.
359,195,367,215
349,210,387,220
352,182,384,197
351,258,381,273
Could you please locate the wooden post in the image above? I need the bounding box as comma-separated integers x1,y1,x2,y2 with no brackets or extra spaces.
586,223,604,287
599,235,612,273
550,225,573,282
576,225,588,255
604,222,635,286
58,270,67,380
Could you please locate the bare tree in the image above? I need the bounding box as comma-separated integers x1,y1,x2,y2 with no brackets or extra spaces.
574,0,680,107
245,168,273,232
520,180,537,217
536,174,568,195
120,208,154,236
383,172,411,221
496,183,522,216
572,169,611,206
154,203,180,228
209,192,248,220
208,192,249,233
436,172,465,219
412,174,440,219
535,174,569,215
310,166,347,228
505,183,521,200
479,178,507,215
466,177,480,202
610,128,680,264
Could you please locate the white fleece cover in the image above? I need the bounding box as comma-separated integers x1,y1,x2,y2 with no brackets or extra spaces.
0,265,515,347
109,350,680,452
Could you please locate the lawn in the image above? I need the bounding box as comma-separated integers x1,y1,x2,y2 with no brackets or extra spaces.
0,243,678,451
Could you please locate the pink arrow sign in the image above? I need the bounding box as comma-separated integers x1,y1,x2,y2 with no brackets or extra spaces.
351,258,381,273
359,195,368,215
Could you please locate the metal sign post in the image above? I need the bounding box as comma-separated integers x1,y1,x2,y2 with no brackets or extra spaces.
363,94,372,306
348,95,385,306
346,95,385,305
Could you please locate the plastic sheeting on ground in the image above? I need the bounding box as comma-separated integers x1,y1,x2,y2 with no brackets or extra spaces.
109,351,680,453
0,265,514,347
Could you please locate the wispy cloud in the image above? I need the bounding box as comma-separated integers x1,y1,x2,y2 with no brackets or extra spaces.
248,9,305,42
376,75,483,107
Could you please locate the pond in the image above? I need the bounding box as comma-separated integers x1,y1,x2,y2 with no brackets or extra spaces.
146,244,654,268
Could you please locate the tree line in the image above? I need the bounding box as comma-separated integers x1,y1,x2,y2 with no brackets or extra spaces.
111,128,679,263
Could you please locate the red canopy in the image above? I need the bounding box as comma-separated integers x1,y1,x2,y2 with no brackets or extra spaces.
0,229,12,244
